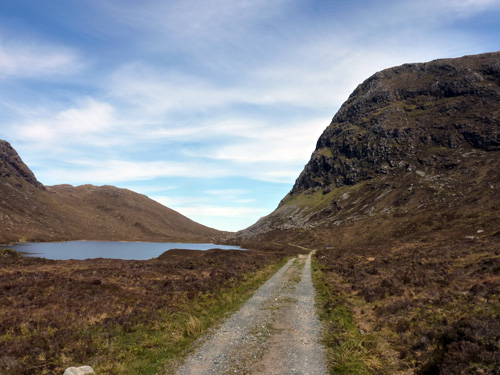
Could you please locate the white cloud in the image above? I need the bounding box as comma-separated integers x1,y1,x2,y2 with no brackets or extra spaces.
168,204,269,218
152,196,268,220
0,40,81,79
94,0,291,47
122,185,176,195
16,98,117,145
38,159,230,185
173,205,271,231
151,195,206,207
438,0,498,11
184,118,327,165
174,204,271,231
388,0,500,28
249,167,303,184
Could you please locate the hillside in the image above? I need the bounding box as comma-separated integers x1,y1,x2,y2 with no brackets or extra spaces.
0,140,223,243
239,51,500,246
237,52,500,374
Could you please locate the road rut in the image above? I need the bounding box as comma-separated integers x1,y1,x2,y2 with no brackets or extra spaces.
175,252,327,375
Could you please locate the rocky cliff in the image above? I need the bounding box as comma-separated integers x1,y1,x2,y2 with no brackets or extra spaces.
239,52,500,245
0,140,223,243
0,140,44,190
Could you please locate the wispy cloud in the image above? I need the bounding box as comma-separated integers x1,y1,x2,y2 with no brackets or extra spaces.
207,119,328,164
151,194,269,231
12,98,118,153
1,0,499,230
0,39,81,79
424,0,499,14
37,159,231,186
205,189,250,196
93,0,291,48
175,205,269,218
387,0,500,31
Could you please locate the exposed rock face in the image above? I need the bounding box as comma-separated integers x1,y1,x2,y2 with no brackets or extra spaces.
239,52,500,239
0,140,44,190
291,52,500,195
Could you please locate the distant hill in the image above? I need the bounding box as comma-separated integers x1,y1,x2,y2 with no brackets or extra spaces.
0,140,223,243
239,51,500,246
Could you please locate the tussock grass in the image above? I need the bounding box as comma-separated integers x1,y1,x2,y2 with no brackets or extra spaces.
184,315,202,337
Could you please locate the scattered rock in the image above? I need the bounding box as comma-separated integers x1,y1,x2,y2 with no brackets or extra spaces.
63,366,95,375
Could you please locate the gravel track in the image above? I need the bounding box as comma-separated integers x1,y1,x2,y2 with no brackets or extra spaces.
175,252,327,375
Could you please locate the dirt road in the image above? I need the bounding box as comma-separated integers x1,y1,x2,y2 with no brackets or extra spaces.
176,252,327,375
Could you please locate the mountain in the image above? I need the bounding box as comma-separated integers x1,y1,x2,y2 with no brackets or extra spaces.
235,52,500,374
0,140,223,244
239,51,500,247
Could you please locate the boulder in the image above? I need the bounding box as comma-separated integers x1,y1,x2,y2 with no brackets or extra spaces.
63,366,95,375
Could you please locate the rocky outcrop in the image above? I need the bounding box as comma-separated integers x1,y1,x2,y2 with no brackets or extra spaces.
0,140,44,190
290,52,500,196
239,51,500,239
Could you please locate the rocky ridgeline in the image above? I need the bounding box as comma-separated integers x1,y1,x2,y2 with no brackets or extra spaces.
291,52,500,195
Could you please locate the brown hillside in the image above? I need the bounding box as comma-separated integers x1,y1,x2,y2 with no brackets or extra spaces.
0,140,223,243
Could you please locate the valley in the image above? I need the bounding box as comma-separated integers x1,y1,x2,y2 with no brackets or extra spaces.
1,51,500,374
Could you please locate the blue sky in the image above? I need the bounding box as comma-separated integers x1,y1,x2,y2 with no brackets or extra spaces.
1,0,499,231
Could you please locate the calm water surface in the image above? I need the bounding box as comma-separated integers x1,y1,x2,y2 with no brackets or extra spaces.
7,241,243,260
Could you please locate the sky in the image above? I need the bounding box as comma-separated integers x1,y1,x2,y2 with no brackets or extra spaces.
0,0,499,232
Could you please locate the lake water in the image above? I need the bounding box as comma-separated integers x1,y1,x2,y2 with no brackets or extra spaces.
6,241,244,260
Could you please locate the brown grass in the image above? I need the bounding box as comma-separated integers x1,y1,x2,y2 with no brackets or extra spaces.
314,235,500,374
0,247,290,374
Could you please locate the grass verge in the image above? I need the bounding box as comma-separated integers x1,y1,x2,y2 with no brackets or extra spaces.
312,256,390,375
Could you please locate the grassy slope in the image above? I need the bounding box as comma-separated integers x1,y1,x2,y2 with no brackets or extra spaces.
0,180,223,244
0,139,224,243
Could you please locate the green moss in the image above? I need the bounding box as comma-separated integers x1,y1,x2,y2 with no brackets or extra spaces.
316,147,333,158
287,189,337,212
342,123,369,134
283,180,372,214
